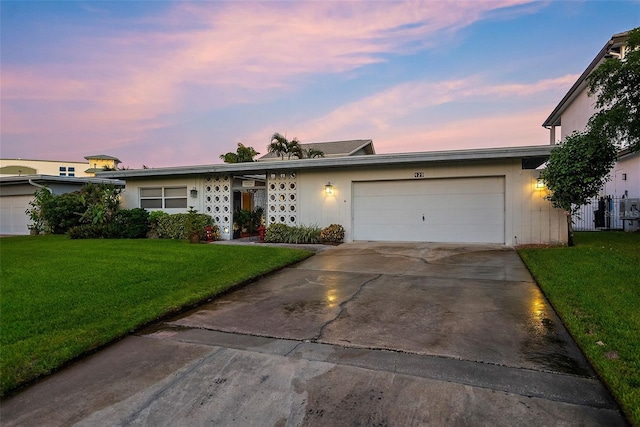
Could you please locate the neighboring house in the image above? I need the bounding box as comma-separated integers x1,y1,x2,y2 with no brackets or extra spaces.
0,175,125,235
99,143,565,245
257,139,375,161
542,29,639,231
0,154,121,178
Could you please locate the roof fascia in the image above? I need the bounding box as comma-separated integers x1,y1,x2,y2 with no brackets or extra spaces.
542,31,629,128
0,175,125,186
346,139,375,155
97,145,553,179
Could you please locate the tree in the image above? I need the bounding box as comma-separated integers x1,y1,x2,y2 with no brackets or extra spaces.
267,133,288,160
305,148,325,158
268,132,303,160
587,27,640,152
219,143,259,163
267,133,324,160
540,131,617,246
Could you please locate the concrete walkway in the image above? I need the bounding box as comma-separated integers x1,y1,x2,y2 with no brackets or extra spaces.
2,242,626,426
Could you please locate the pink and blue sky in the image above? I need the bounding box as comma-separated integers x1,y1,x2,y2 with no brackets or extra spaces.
1,1,639,168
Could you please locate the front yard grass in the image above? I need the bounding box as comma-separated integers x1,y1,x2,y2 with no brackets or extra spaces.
518,232,640,426
0,235,312,397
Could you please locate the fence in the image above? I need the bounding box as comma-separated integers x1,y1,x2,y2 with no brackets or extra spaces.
572,196,625,231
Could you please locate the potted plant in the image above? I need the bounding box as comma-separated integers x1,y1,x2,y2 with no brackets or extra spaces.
235,209,252,237
185,207,202,243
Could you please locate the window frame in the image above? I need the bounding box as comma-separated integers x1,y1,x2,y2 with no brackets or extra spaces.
139,186,188,209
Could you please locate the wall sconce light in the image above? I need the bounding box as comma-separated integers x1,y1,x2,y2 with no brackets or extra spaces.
536,177,545,189
223,226,229,234
325,182,334,195
190,187,198,198
622,173,627,181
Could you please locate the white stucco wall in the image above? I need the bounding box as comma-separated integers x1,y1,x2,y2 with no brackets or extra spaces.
119,176,204,213
559,86,597,141
603,151,640,199
120,160,567,246
294,160,566,246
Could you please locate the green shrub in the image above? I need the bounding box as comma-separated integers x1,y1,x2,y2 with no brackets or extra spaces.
287,225,321,244
156,212,215,240
148,211,169,238
68,223,114,239
265,223,291,243
265,223,321,244
67,209,149,239
320,224,345,243
148,210,169,226
35,183,122,235
41,192,84,234
115,208,150,238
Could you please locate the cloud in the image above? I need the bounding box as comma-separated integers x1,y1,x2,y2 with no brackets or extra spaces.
2,0,540,154
373,108,554,153
247,74,578,144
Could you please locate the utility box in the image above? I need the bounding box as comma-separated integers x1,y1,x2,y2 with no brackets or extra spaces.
620,198,640,232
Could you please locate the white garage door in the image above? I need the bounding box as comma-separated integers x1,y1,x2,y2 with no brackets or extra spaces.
353,177,505,243
0,195,33,235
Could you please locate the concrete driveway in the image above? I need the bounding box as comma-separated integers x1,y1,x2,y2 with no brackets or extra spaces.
2,242,626,426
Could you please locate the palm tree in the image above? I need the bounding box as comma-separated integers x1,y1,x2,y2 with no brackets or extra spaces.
305,148,324,158
267,133,324,160
268,133,288,160
287,139,304,159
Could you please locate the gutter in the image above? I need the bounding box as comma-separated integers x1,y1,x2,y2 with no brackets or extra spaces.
28,179,53,194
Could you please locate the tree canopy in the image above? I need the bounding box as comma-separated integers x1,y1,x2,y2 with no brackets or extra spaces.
587,27,640,152
540,131,617,245
219,143,259,163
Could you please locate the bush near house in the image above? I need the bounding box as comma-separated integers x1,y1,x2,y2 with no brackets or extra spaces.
264,223,345,244
518,232,640,426
320,224,345,244
68,208,150,239
155,212,218,241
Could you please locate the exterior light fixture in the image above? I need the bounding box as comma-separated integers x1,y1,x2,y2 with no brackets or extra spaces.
536,178,545,189
190,187,198,198
223,226,230,234
325,182,334,195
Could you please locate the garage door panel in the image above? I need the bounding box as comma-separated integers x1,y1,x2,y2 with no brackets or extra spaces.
353,177,504,243
0,195,33,235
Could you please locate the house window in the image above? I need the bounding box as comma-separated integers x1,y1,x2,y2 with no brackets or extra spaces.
140,187,187,209
59,166,66,177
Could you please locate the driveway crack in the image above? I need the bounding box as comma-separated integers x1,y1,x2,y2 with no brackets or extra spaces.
313,274,381,342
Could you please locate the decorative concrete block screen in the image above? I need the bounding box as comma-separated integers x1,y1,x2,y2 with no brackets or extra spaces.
267,171,298,226
204,174,232,240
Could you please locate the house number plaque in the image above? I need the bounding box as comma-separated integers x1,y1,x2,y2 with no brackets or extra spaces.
414,172,424,178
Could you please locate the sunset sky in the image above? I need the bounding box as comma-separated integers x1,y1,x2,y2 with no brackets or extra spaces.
1,1,639,168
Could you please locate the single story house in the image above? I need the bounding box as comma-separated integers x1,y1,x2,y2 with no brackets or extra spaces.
0,175,125,235
99,143,566,246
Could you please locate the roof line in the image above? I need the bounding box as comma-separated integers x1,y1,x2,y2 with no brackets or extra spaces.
0,175,126,186
542,30,630,128
97,145,553,179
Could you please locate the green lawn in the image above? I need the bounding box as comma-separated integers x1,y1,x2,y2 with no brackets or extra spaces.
518,232,640,426
0,235,312,397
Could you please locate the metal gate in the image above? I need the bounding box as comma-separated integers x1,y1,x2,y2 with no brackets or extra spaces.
572,196,624,231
